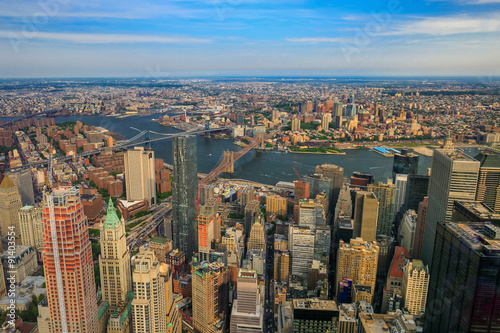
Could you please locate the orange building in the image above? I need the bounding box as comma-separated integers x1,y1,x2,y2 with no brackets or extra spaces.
42,187,98,333
197,200,221,262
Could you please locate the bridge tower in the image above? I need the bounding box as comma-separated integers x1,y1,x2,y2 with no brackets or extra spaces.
256,132,265,149
205,120,211,138
145,130,151,149
222,150,234,173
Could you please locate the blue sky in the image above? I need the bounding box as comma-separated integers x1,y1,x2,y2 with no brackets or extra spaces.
0,0,499,77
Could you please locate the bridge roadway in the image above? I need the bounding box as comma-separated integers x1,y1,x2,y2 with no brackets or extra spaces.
9,126,232,171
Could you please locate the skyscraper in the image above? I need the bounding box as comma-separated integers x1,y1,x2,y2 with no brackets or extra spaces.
247,216,266,252
197,200,221,262
293,181,310,222
333,102,343,117
0,175,22,241
315,164,344,209
336,238,379,303
353,191,379,242
474,151,500,211
172,135,198,261
124,146,156,206
7,169,35,206
99,199,132,308
18,205,43,256
131,250,167,333
412,197,428,260
368,182,396,237
191,260,229,333
403,174,429,212
230,269,263,333
393,174,408,217
289,226,315,276
402,259,429,316
425,222,500,332
422,149,479,265
266,194,287,217
392,149,419,178
42,187,98,333
291,117,301,132
321,113,332,131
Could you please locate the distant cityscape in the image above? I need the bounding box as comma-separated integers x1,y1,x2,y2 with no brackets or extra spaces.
0,78,499,333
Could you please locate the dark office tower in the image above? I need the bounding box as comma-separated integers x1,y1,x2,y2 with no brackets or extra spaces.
315,164,344,211
422,149,479,266
236,113,244,125
392,148,419,178
425,222,500,332
172,135,198,261
333,102,343,117
304,174,334,215
413,197,428,260
404,175,429,212
368,182,396,237
474,152,500,211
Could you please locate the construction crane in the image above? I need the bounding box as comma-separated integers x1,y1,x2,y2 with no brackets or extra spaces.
292,166,303,182
44,140,68,333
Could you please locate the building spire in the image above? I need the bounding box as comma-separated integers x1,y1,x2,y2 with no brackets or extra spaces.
104,198,120,229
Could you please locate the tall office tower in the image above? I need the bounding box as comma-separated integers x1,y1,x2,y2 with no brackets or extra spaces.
345,104,357,117
272,109,280,123
289,226,315,276
18,205,43,254
368,182,395,236
333,102,343,117
244,200,260,238
293,181,310,222
239,186,255,213
266,194,287,216
335,115,343,129
398,210,417,257
304,173,334,212
7,169,35,206
42,187,98,333
99,199,132,308
247,216,266,252
230,269,263,333
132,251,167,333
336,238,379,303
321,113,332,131
124,146,156,206
381,247,408,313
422,149,479,265
403,175,429,211
413,197,428,260
298,199,325,229
197,201,221,262
0,175,22,240
274,250,290,282
192,260,229,333
315,163,344,208
291,117,301,131
475,152,500,211
353,191,379,242
425,222,500,332
172,135,198,261
402,259,429,316
392,149,419,178
376,235,395,278
315,225,331,261
393,174,408,217
160,264,182,333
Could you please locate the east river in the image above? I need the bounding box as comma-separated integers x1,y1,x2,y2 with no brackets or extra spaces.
2,114,480,185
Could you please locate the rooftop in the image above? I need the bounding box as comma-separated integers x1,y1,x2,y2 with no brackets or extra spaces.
446,222,500,254
389,247,410,279
292,298,338,312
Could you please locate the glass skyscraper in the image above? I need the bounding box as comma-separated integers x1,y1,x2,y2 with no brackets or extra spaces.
172,135,198,261
425,222,500,332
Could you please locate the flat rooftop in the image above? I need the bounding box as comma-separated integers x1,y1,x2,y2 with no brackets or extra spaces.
446,222,500,253
292,298,338,312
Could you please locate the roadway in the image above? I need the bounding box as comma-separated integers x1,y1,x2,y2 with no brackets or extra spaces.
126,199,172,250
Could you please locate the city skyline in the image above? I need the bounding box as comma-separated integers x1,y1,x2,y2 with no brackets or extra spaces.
1,0,499,78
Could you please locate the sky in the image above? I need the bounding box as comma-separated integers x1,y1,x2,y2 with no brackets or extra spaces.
0,0,499,78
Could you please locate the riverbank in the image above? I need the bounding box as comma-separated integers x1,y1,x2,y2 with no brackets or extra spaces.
289,150,346,155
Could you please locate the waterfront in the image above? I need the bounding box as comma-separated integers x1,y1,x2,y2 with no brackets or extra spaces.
1,114,480,185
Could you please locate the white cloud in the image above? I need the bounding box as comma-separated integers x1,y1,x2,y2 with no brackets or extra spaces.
286,37,346,43
0,31,213,44
383,14,500,35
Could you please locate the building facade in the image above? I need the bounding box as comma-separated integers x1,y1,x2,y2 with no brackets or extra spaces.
124,146,156,206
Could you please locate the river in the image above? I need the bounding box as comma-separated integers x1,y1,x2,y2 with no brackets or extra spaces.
1,114,480,185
